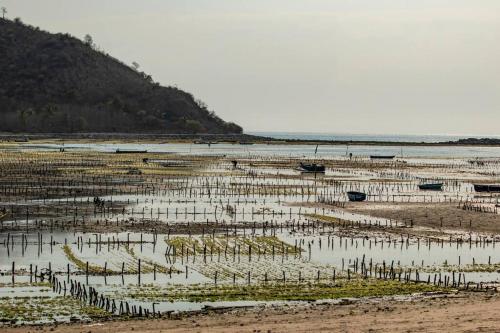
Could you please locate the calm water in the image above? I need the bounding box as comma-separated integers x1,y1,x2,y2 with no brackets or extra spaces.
22,142,500,158
249,131,500,143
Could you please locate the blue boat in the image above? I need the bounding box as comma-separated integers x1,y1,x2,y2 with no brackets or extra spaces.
298,162,325,173
474,184,500,193
418,183,443,190
347,191,367,202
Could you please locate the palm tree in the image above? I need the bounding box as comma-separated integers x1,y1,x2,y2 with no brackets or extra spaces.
1,7,7,19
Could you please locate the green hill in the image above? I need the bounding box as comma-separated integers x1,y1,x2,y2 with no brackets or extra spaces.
0,18,242,134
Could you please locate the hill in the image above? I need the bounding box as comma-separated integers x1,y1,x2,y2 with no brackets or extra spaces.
446,138,500,145
0,18,242,134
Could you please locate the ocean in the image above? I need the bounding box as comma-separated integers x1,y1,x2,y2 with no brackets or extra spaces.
248,132,500,143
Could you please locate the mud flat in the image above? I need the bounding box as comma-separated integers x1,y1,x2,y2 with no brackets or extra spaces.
0,142,499,331
344,202,500,236
2,291,500,332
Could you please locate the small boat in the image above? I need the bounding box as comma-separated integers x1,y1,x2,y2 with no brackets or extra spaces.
370,155,395,160
239,141,254,145
115,149,148,154
474,184,500,193
347,191,367,202
298,162,325,173
418,183,443,191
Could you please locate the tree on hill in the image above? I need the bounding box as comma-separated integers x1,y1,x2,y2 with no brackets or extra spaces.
83,34,94,48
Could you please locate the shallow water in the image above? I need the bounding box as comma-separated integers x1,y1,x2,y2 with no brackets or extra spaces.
19,142,500,158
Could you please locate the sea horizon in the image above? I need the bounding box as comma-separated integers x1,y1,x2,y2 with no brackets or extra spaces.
247,131,500,143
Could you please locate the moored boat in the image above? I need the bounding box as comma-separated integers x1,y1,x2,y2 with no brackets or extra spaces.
298,162,325,173
347,191,367,202
370,155,395,160
418,183,443,190
115,149,148,154
474,184,500,193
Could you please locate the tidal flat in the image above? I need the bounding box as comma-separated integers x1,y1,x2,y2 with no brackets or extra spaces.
0,141,499,328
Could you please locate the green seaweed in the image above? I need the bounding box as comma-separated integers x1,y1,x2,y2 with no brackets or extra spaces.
0,295,111,325
111,278,446,303
165,235,301,257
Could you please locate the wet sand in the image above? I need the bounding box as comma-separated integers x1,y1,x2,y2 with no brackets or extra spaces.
346,202,500,235
3,291,500,333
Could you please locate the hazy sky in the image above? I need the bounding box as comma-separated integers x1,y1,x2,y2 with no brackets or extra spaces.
2,0,500,135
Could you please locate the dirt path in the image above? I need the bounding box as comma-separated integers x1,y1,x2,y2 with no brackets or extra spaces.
3,292,500,333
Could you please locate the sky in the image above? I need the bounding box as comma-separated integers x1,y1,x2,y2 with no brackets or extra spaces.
2,0,500,135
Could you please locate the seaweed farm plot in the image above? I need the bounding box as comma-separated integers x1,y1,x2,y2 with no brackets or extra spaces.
1,228,498,321
0,280,111,325
0,146,499,324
